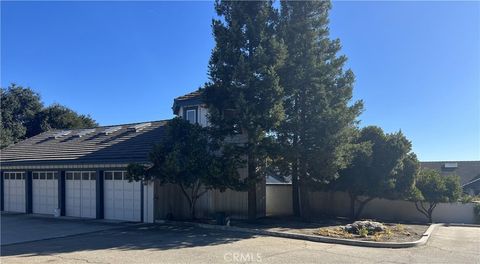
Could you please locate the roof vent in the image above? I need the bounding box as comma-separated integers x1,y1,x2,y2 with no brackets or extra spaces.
75,129,96,137
50,130,71,139
102,126,122,135
444,162,458,168
128,122,151,132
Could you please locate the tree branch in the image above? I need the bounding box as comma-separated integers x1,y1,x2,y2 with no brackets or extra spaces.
355,196,374,219
428,202,437,215
179,183,192,207
414,201,429,219
420,201,428,213
196,189,209,200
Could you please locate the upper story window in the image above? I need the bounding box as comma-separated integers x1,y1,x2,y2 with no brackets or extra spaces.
185,107,197,124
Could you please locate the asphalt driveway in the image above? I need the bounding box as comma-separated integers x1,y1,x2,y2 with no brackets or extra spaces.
1,212,133,246
1,217,479,263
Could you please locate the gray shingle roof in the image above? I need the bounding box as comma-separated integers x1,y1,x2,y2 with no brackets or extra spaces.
420,161,480,186
0,120,167,166
172,89,204,115
174,90,203,101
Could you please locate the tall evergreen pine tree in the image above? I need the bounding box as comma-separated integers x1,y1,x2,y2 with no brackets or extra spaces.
204,0,285,220
277,1,363,217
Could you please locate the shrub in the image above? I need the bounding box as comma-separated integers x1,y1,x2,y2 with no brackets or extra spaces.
358,227,369,237
395,224,405,232
459,195,473,203
411,169,462,223
474,203,480,223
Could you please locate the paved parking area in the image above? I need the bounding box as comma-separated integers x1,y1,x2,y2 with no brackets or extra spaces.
1,217,479,263
1,213,132,245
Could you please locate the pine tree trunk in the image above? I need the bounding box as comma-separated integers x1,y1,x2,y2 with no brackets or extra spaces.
291,161,300,217
298,159,310,219
298,78,309,219
247,151,257,221
349,193,356,220
291,93,300,217
299,177,310,219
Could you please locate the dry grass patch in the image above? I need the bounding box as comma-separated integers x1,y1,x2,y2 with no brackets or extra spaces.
314,227,354,239
313,223,424,242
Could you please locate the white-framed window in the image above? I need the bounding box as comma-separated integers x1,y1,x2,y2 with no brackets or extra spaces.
32,171,58,180
185,108,197,124
3,172,25,180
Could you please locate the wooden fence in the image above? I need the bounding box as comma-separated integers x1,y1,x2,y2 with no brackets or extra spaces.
154,177,266,220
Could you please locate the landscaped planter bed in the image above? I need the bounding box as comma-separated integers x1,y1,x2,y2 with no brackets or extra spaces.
232,217,429,243
313,223,427,242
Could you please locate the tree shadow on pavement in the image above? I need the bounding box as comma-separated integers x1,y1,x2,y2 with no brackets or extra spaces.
1,224,256,257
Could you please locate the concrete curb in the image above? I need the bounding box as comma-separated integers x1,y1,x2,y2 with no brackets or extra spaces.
441,223,480,228
157,220,440,248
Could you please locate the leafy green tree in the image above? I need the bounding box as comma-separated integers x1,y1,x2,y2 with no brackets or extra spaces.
1,84,97,148
127,118,246,219
28,104,97,137
275,1,363,217
1,84,43,148
334,126,419,220
204,0,286,220
411,169,462,223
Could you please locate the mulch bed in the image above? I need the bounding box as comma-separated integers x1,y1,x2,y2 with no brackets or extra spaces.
232,217,429,242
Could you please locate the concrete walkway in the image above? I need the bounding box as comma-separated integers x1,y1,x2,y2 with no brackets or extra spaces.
1,213,133,246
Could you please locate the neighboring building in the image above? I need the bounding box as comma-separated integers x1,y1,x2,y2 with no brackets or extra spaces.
420,161,480,195
0,90,266,221
265,161,480,196
266,175,291,185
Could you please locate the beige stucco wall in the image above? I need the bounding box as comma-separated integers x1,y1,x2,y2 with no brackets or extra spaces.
266,184,293,216
266,185,478,224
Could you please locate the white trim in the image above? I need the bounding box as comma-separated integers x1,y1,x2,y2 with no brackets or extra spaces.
462,177,480,187
143,182,155,223
0,163,130,170
185,109,197,124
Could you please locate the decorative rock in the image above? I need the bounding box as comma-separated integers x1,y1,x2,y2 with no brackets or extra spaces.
344,221,386,235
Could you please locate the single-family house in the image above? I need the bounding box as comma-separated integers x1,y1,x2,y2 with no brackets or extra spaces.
0,90,266,222
420,161,480,195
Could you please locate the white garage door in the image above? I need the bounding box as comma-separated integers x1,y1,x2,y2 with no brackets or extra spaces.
104,171,141,222
66,171,96,218
3,172,26,213
32,172,59,215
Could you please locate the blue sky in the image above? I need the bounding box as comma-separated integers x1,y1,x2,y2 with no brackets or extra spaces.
1,1,479,161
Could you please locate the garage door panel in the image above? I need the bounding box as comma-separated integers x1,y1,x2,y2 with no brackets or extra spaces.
104,171,141,222
32,173,56,216
65,172,96,218
4,184,10,210
3,173,26,213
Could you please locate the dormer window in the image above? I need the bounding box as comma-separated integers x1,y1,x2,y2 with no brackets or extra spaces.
185,107,198,124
